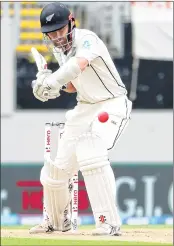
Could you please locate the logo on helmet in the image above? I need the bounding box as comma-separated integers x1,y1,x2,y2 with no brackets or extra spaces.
46,13,55,22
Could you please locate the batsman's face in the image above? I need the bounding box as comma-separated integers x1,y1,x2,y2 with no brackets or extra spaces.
47,25,71,52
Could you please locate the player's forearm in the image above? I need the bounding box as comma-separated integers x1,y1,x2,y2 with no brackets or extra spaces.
46,57,81,90
62,82,77,93
45,57,88,90
62,88,76,93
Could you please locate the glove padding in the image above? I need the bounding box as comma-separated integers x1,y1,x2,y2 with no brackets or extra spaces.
32,69,60,102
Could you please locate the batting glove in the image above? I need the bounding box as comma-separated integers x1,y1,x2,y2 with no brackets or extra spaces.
32,69,60,102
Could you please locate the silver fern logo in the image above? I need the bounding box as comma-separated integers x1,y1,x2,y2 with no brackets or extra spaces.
46,13,54,22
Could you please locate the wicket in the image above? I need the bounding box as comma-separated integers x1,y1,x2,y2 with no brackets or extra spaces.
44,122,78,232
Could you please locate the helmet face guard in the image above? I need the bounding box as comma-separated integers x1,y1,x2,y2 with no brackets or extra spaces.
43,26,75,54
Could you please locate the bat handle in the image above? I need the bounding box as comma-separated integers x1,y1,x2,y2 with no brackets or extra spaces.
43,90,49,97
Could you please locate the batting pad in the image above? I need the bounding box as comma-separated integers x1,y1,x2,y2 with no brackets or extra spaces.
82,165,121,228
76,131,121,228
40,161,71,231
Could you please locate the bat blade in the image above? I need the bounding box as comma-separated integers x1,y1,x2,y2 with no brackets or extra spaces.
31,47,49,98
31,47,47,71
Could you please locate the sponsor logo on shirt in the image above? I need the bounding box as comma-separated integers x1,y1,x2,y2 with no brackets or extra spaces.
83,40,91,49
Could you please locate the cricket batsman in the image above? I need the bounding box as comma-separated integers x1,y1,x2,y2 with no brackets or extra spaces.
30,2,132,236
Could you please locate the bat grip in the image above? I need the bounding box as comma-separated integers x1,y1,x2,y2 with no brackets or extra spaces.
43,90,49,97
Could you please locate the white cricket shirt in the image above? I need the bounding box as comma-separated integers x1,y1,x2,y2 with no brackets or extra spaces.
54,28,127,104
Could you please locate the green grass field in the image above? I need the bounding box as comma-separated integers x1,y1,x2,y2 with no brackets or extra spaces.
1,225,173,246
1,238,170,246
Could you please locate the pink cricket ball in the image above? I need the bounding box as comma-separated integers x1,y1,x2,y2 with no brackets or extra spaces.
98,112,109,123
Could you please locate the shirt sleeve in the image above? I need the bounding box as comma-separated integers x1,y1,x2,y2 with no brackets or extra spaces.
75,34,100,65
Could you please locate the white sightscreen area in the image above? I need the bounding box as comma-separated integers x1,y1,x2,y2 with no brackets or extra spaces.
1,2,20,116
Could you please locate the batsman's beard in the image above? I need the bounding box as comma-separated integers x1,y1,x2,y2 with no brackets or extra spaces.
44,29,75,54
